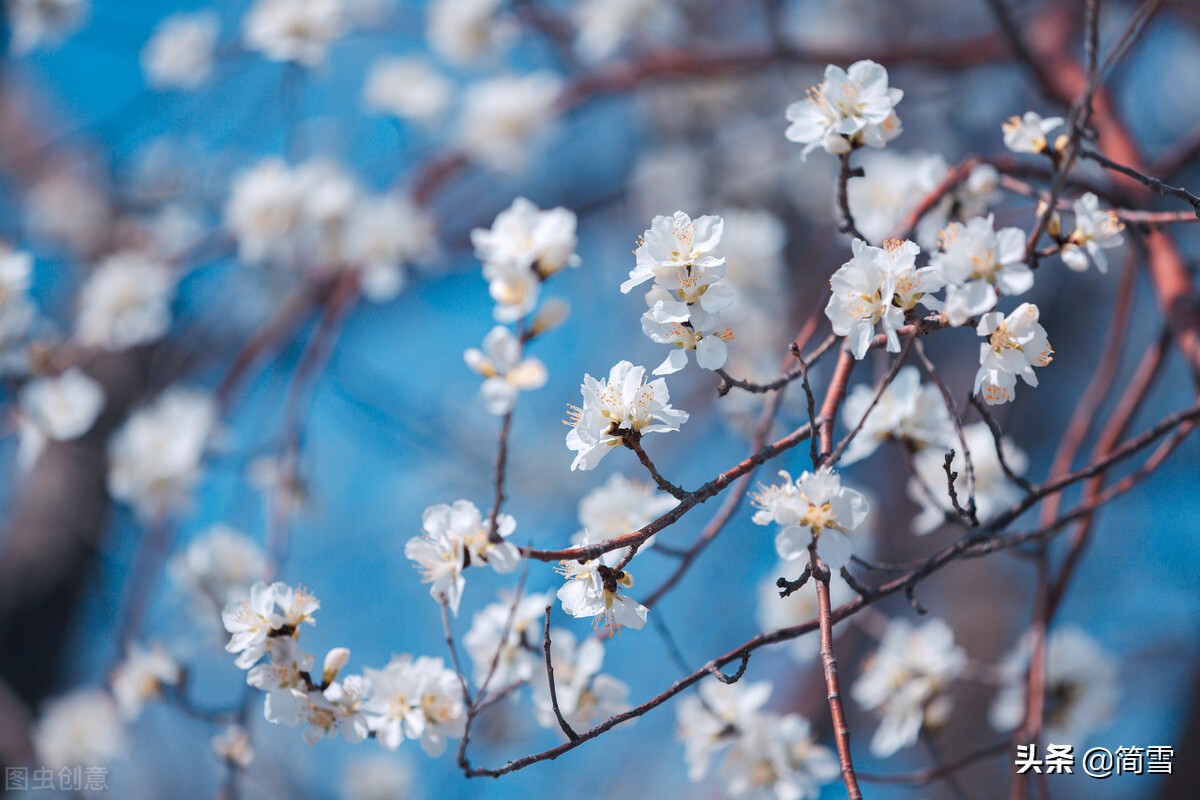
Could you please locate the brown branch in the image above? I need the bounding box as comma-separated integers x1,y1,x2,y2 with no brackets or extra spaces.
968,396,1036,494
621,431,687,500
542,607,579,741
1080,146,1200,217
913,339,978,523
818,348,856,464
836,152,867,242
810,544,861,799
827,333,914,466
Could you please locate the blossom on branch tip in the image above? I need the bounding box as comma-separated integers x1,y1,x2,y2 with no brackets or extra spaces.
1002,111,1064,155
556,532,648,635
464,326,548,415
974,302,1053,406
825,238,937,359
405,500,520,615
929,214,1032,326
471,197,578,322
1061,192,1124,273
785,60,903,158
564,361,688,471
750,468,869,566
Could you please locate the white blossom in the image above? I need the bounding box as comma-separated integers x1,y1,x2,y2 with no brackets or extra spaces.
363,655,466,756
463,593,547,687
169,525,268,612
676,679,772,780
222,581,318,669
785,60,903,158
556,532,648,634
641,299,734,375
142,12,219,90
471,197,578,322
243,0,345,67
111,643,180,720
852,617,966,758
363,57,452,124
838,365,954,465
907,422,1027,534
720,713,840,800
212,725,255,767
622,212,731,323
974,302,1053,406
226,158,306,268
1061,192,1124,273
464,326,547,415
1002,111,1063,155
930,214,1033,326
405,500,520,615
107,388,216,521
532,628,629,732
458,73,562,170
342,194,435,301
76,251,176,350
17,367,105,468
989,627,1118,745
33,689,124,769
751,468,869,567
576,473,678,547
427,0,512,64
573,0,675,62
826,238,938,359
564,361,688,471
6,0,88,55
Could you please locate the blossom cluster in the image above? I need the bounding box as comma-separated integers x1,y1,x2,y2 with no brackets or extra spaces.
226,158,435,301
622,211,736,375
221,581,467,754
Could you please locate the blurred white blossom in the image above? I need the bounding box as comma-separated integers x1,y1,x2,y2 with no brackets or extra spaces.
17,367,105,467
33,689,124,769
107,388,216,521
907,422,1027,534
6,0,89,55
76,251,176,350
111,642,180,720
142,12,220,90
989,627,1118,745
363,57,452,124
458,73,562,170
852,617,966,758
464,326,547,415
243,0,345,67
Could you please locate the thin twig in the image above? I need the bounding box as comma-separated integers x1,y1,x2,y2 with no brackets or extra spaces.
542,606,579,741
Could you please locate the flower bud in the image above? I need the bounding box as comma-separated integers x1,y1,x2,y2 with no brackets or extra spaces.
322,647,351,684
